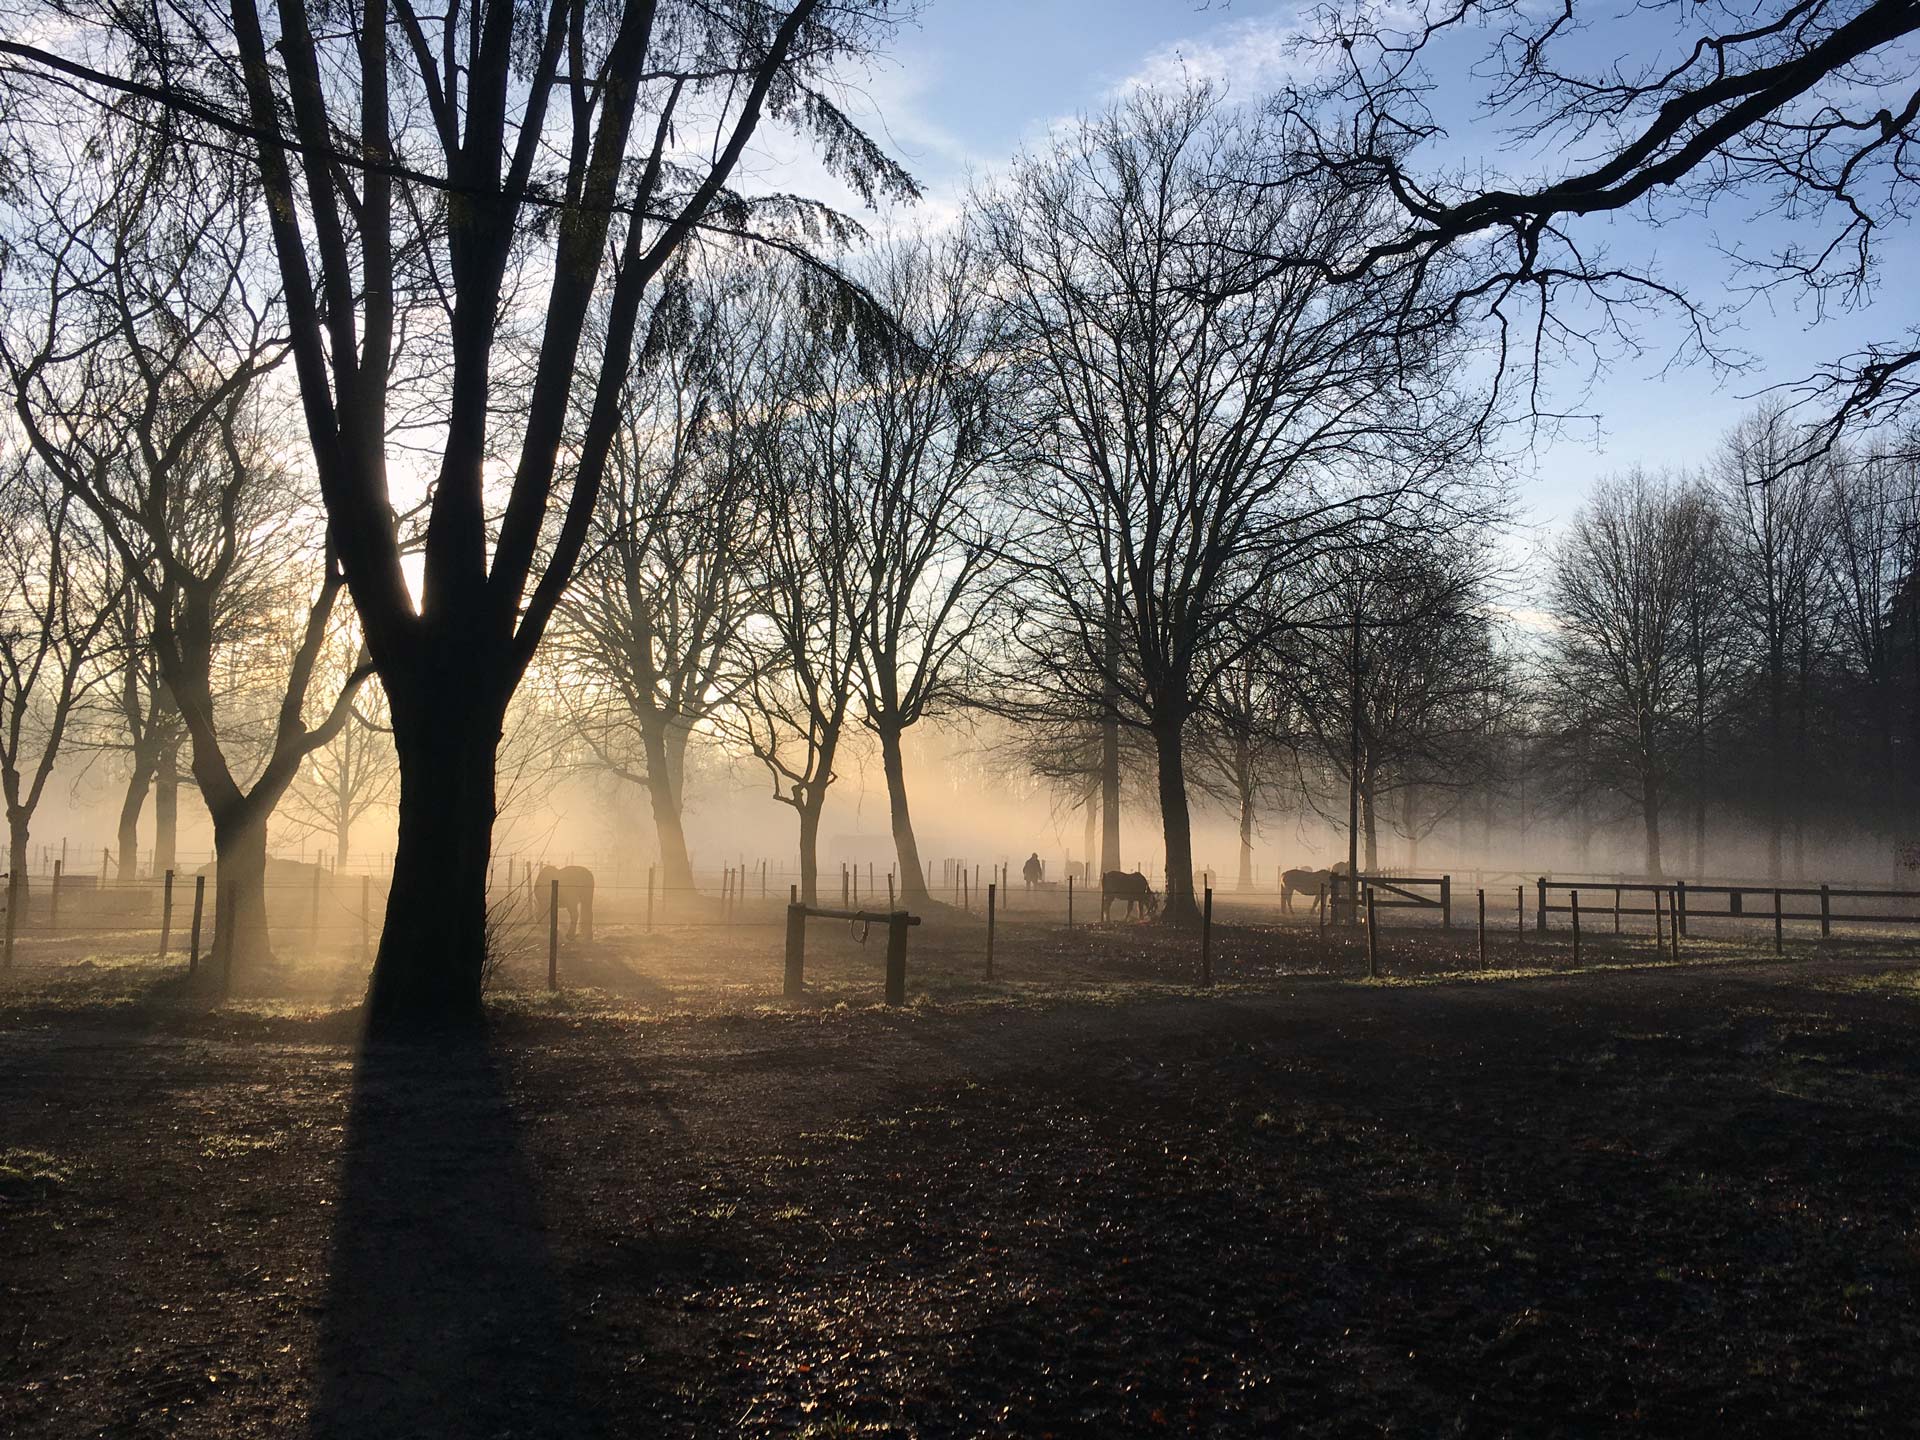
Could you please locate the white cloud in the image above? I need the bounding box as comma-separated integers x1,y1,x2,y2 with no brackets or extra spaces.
1111,10,1317,99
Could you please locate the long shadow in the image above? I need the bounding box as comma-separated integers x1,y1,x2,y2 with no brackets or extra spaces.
311,1028,585,1439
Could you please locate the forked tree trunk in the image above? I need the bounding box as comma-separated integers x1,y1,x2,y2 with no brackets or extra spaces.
1153,720,1200,925
115,747,157,882
365,687,506,1033
208,802,274,990
641,716,695,894
877,722,928,905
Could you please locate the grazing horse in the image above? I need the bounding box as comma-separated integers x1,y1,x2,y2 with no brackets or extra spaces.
1101,869,1159,922
535,864,595,942
1281,860,1353,917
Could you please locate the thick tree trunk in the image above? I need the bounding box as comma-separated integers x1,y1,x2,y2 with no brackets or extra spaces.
153,742,179,876
7,818,28,964
641,716,695,894
796,796,824,908
877,722,928,905
116,754,154,882
335,812,352,870
364,689,505,1034
1235,734,1254,889
1153,720,1200,925
208,801,274,990
1642,783,1664,879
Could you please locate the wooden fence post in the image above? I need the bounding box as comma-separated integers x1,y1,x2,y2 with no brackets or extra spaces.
842,864,850,908
986,882,996,980
884,912,908,1006
784,899,806,998
158,870,174,958
1477,887,1486,968
1200,885,1213,988
188,875,205,976
49,859,61,933
548,878,560,991
1676,879,1688,938
1441,874,1452,931
1613,885,1621,935
1317,882,1327,932
647,865,655,931
1571,890,1581,966
1517,885,1524,943
1819,882,1831,939
1773,887,1783,955
1066,873,1074,929
1536,875,1547,933
1654,886,1665,952
1365,885,1379,979
1669,888,1681,960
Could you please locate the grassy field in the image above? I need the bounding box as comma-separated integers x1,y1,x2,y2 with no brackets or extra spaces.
3,908,1917,1436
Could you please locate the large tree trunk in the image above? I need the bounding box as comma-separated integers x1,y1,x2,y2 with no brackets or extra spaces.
877,721,928,905
364,687,505,1034
641,716,695,895
115,750,155,882
795,796,824,908
1153,720,1200,925
6,817,28,966
208,800,274,991
153,741,179,876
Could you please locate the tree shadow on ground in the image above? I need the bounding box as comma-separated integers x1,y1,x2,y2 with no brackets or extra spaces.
310,1030,585,1440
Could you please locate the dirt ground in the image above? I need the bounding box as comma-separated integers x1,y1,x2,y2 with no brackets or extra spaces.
3,906,1918,1437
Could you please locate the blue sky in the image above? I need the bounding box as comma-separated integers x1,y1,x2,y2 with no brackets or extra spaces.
786,0,1918,538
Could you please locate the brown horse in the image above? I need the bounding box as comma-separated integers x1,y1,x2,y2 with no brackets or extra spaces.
1101,869,1159,922
1282,860,1353,917
535,864,595,942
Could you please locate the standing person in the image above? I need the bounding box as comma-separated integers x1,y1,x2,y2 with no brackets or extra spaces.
1022,853,1044,890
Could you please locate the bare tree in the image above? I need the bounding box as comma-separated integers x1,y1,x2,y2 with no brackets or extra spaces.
5,0,917,1028
1824,441,1920,830
1715,405,1835,878
0,461,117,956
551,276,765,895
842,236,1004,907
980,84,1492,921
1542,470,1716,877
1277,0,1920,450
726,282,870,906
1,124,367,982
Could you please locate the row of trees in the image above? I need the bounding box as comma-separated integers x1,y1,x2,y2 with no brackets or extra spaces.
3,0,1917,1027
1543,410,1920,879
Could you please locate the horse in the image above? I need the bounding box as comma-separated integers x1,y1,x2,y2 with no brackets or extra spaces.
535,863,595,942
1101,869,1159,922
1281,860,1353,917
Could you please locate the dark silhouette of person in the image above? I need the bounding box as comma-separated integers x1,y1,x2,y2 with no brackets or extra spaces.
1022,852,1043,890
